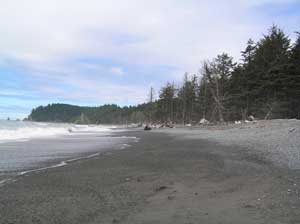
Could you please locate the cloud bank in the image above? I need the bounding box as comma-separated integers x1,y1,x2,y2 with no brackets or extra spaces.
0,0,299,118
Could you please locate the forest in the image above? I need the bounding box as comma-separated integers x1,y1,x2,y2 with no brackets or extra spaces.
28,25,300,124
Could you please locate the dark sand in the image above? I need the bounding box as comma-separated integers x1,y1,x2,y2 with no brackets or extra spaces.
1,130,300,224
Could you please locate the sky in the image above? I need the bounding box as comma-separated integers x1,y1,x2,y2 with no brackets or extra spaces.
0,0,299,119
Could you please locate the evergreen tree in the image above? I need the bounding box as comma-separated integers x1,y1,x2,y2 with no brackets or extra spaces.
286,32,300,118
203,53,236,122
178,73,198,124
252,25,291,119
158,82,176,122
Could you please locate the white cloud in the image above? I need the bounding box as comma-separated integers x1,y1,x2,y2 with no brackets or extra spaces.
0,90,28,97
37,76,148,105
0,0,299,105
1,1,298,68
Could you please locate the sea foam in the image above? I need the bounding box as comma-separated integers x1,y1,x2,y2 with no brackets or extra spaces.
0,120,113,143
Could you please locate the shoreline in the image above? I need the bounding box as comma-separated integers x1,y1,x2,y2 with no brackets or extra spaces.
0,131,140,187
1,128,300,223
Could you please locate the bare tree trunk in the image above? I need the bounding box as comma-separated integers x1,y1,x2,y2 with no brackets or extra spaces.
182,99,186,125
148,86,155,123
214,78,224,122
264,106,273,120
241,108,247,121
205,64,225,123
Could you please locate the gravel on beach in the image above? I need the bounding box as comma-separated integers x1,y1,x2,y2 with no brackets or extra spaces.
158,119,300,169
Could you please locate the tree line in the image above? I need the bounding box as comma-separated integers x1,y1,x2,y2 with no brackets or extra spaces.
28,104,148,124
153,25,300,123
28,25,300,124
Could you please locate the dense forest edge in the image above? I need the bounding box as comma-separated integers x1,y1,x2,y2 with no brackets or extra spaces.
28,25,300,124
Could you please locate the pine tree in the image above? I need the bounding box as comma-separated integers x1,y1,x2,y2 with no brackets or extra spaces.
203,53,236,122
251,25,291,119
230,39,257,120
158,82,176,122
286,32,300,118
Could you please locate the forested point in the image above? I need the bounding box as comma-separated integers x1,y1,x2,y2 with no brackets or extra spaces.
28,25,300,124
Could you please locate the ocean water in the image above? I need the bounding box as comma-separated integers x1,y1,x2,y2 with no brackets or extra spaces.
0,120,138,185
0,120,113,143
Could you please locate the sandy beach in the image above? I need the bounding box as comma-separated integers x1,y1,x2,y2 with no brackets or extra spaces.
1,124,300,224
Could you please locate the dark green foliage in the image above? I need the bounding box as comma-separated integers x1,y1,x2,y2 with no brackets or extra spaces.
29,103,147,124
29,104,82,122
249,25,291,118
197,25,299,121
177,73,196,123
29,26,300,124
157,82,176,122
287,32,300,118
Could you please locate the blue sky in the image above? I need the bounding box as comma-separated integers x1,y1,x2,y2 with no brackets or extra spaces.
0,0,299,119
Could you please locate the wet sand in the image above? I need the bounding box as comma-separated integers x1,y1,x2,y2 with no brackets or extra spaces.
1,130,300,224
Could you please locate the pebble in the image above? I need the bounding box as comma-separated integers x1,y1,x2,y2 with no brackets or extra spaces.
167,195,175,200
289,128,296,133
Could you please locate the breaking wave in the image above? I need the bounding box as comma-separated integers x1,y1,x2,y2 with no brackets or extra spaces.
0,120,113,143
